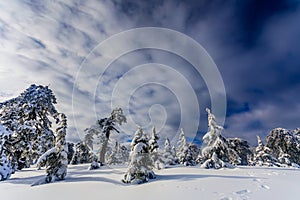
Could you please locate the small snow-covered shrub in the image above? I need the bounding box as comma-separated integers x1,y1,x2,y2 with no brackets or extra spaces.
89,161,100,170
122,126,155,184
0,151,12,181
0,124,12,181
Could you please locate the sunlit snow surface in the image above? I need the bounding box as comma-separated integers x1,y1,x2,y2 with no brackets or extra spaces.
1,164,299,200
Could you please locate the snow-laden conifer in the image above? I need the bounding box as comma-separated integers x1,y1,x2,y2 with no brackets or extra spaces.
266,128,300,167
84,132,94,151
70,142,93,165
251,135,279,167
176,128,196,166
36,113,68,183
122,126,155,184
0,124,12,181
0,84,58,170
107,141,129,165
199,108,239,169
149,127,164,169
227,138,253,165
161,138,178,166
66,142,75,164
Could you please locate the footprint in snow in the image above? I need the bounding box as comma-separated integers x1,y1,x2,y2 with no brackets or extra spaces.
271,171,280,175
235,189,251,195
260,185,270,190
247,172,254,177
220,197,232,200
252,178,261,182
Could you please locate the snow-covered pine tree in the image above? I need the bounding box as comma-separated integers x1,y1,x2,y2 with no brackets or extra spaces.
148,127,164,169
120,145,129,164
70,148,79,165
0,84,58,170
107,141,120,165
83,124,101,168
176,128,196,166
67,142,75,164
265,128,300,167
84,132,94,151
122,126,155,184
20,85,57,166
189,143,200,163
227,138,253,165
36,113,68,183
200,108,239,169
171,145,178,164
294,128,300,140
177,128,186,153
106,141,129,165
161,138,177,166
149,127,159,153
0,123,12,181
70,142,93,165
251,135,279,167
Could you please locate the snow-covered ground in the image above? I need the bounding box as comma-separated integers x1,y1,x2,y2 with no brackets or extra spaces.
1,164,299,200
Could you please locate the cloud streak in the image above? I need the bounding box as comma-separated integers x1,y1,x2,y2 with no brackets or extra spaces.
0,0,299,145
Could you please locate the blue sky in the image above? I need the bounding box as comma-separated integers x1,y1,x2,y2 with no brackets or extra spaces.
0,0,299,145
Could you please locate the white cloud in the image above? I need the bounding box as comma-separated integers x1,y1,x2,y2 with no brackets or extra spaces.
0,0,135,142
0,2,223,143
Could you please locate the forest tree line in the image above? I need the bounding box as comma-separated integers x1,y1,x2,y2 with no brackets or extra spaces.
1,84,300,184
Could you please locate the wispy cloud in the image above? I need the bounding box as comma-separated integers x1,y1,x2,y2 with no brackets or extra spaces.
0,0,299,145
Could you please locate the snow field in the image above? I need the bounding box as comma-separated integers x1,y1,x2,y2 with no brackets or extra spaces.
1,164,299,200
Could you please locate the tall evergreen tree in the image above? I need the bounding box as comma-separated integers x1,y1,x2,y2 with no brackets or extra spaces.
199,108,240,169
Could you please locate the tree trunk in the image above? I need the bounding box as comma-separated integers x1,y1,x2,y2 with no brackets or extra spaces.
99,137,109,165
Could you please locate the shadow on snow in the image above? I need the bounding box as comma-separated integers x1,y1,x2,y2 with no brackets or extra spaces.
63,176,124,186
155,174,261,182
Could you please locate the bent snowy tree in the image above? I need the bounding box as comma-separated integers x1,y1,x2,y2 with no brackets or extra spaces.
85,108,126,166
